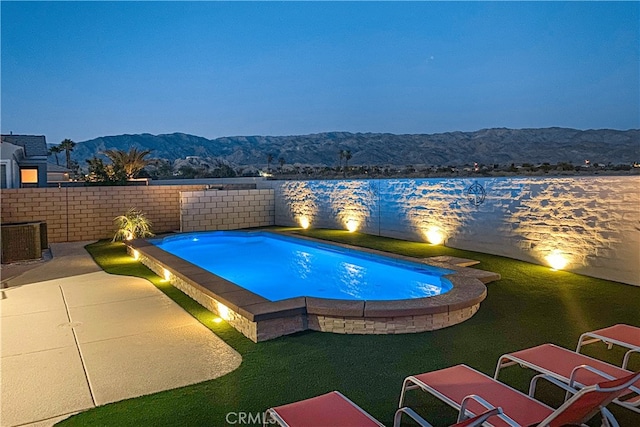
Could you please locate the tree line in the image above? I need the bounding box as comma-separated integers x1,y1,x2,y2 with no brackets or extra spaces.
51,141,637,184
49,139,153,184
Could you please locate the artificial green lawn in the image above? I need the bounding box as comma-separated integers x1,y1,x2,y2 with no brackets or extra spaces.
60,228,639,427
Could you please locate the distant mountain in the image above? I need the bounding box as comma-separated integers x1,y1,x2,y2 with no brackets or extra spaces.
69,128,640,167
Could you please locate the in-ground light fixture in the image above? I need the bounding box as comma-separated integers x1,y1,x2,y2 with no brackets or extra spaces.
425,226,445,245
545,250,569,271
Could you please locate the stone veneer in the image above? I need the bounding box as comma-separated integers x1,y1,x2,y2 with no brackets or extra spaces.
127,232,495,342
263,176,640,286
307,304,479,335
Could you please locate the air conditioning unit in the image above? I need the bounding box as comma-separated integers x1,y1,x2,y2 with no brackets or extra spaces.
1,221,48,263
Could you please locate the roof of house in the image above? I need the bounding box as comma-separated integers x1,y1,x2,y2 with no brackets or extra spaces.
1,135,48,157
47,163,72,173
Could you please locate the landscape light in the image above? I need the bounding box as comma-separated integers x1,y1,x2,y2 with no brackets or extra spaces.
346,219,358,233
545,250,568,271
299,216,310,229
132,249,140,261
163,268,171,282
425,227,445,245
217,302,231,321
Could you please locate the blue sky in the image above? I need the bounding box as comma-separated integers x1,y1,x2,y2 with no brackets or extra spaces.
2,1,638,144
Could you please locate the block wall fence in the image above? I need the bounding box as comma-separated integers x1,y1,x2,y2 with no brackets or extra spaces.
262,176,640,286
180,189,274,232
2,176,638,286
0,185,206,242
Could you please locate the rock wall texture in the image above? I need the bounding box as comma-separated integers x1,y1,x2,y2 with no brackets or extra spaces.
264,176,640,286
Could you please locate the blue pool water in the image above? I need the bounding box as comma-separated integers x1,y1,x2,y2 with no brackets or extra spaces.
152,232,453,302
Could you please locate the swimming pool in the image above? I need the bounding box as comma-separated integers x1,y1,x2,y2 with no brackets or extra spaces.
152,231,453,302
128,231,494,342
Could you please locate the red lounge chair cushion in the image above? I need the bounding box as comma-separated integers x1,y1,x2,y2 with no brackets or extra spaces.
270,391,381,427
589,324,640,348
411,365,553,427
507,344,640,389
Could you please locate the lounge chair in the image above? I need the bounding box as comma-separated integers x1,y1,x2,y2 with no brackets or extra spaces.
398,364,640,427
494,343,640,414
263,390,504,427
576,324,640,369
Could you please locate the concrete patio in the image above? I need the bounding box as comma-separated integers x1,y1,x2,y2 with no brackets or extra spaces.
1,242,242,427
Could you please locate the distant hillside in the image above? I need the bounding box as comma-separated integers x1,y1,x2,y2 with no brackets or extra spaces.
69,127,640,167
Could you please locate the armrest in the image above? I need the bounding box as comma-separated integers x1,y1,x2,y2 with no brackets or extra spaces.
459,395,519,427
453,407,508,427
529,373,582,398
569,364,615,389
393,407,433,427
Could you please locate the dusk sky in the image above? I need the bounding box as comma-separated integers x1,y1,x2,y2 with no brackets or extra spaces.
2,1,638,145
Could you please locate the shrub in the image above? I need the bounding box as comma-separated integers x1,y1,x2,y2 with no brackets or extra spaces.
112,208,154,242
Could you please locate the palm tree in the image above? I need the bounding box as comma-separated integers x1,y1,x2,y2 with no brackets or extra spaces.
49,145,62,166
59,139,76,169
266,153,274,174
343,150,352,178
339,150,345,174
103,147,153,179
278,157,285,172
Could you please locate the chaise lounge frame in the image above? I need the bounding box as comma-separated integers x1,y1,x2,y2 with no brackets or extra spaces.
399,364,640,427
264,390,504,427
576,324,640,370
494,343,640,414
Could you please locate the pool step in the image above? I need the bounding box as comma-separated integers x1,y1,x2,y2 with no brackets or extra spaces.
425,256,481,267
422,256,501,284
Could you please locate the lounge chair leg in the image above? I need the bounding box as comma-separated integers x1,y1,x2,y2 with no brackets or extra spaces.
600,407,620,427
398,378,413,408
399,379,423,407
622,349,638,370
494,357,516,379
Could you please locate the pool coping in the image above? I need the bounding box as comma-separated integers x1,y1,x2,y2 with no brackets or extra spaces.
127,231,497,341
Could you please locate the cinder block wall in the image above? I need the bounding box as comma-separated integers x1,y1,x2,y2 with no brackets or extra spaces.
263,176,640,286
1,185,206,242
180,189,275,231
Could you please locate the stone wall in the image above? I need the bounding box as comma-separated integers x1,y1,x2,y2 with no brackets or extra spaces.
308,304,480,334
0,185,205,242
4,177,638,286
180,189,274,232
263,176,640,286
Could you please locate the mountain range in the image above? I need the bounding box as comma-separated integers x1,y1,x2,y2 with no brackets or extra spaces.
69,127,640,167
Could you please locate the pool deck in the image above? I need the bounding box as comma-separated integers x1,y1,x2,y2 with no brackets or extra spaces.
0,242,241,427
128,232,500,342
